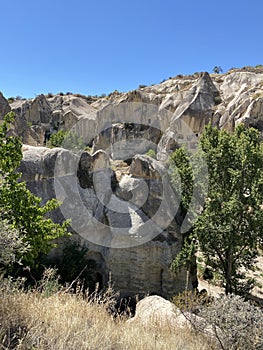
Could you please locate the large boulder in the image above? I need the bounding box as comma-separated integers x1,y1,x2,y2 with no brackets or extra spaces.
127,295,194,329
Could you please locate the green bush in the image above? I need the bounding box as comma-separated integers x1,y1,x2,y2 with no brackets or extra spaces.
7,97,15,103
145,149,157,159
47,130,85,152
49,239,97,292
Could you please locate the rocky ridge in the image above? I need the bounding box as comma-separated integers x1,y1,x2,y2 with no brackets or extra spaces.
3,68,263,157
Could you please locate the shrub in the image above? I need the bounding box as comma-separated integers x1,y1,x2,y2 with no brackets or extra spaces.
199,294,263,350
172,289,213,313
0,215,29,271
214,95,222,104
252,92,263,100
35,267,61,297
212,66,223,74
145,149,157,159
7,97,15,103
49,239,97,292
47,130,85,152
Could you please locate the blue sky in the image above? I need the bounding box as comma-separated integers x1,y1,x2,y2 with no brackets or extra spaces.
1,0,262,98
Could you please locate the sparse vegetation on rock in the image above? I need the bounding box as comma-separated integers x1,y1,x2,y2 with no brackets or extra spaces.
47,129,85,152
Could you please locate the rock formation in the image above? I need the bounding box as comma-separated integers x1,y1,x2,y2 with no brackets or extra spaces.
1,66,263,298
127,295,193,328
0,92,11,118
19,145,194,298
1,67,263,154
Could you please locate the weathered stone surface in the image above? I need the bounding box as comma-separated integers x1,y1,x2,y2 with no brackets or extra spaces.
12,94,52,124
108,244,188,298
6,67,263,298
127,295,193,328
10,94,97,146
20,145,192,298
129,154,166,179
0,92,11,118
3,68,263,153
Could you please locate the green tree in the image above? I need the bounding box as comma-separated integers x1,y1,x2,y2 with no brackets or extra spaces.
212,66,223,74
171,124,263,295
0,112,69,268
47,129,85,152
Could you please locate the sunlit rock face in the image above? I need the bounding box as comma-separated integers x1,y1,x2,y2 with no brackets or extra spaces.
1,68,261,157
2,67,263,298
19,145,197,298
0,92,11,118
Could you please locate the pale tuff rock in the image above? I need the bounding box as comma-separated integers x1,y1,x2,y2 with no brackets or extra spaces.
127,295,194,328
10,94,97,145
0,92,11,118
129,154,166,179
1,68,262,152
18,145,195,298
127,295,216,340
1,67,263,298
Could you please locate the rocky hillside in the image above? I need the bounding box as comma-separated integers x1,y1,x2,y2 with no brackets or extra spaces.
2,67,263,158
1,67,263,299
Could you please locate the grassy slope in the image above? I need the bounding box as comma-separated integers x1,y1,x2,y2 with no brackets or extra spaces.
0,286,216,350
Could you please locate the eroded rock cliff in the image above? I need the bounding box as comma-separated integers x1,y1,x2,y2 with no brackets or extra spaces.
1,68,262,159
1,67,263,298
19,145,194,298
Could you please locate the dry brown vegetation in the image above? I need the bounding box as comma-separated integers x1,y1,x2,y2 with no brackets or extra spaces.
0,279,215,350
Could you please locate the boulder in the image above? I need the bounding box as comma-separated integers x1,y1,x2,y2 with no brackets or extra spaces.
128,295,217,343
127,295,193,329
129,154,166,179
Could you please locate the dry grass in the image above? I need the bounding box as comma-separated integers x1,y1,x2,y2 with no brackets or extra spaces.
0,281,216,350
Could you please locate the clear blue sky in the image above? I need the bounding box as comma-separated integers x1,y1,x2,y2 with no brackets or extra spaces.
1,0,262,98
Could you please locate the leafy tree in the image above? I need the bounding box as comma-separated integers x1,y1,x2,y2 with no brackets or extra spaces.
171,124,263,295
212,66,223,74
0,112,69,268
169,147,194,219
